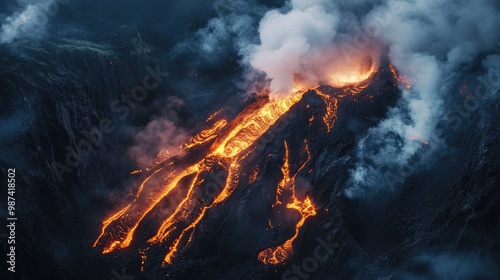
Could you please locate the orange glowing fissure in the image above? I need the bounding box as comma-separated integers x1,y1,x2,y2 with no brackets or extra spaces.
389,63,411,89
258,141,317,265
94,65,376,267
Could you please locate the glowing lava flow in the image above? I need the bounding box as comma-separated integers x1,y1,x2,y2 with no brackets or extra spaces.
183,119,227,149
389,63,411,89
258,141,317,265
315,91,339,133
94,63,377,268
93,92,308,265
328,56,377,87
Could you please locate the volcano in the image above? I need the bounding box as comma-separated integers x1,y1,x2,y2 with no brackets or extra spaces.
90,62,403,277
1,1,500,280
93,67,376,260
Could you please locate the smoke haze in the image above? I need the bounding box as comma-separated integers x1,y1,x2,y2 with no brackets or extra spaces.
347,0,500,197
1,0,499,279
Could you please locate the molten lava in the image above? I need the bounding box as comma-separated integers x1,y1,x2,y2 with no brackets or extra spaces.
389,63,411,89
93,92,308,265
327,55,378,87
183,119,227,149
94,59,377,269
258,141,317,265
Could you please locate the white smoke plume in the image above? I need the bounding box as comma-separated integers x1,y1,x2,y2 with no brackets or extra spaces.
249,0,339,96
228,0,500,196
0,0,63,44
197,0,262,61
248,0,381,98
346,0,500,197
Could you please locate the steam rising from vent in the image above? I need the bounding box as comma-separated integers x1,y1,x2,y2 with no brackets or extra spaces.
248,0,380,98
128,97,189,169
345,0,500,197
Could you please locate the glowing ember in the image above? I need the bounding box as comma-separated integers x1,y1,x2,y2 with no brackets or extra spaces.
389,63,411,89
408,135,430,146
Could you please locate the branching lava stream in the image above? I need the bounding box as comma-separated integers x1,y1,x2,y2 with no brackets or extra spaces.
94,63,377,268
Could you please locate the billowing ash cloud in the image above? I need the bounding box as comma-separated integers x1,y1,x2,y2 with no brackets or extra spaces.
249,0,339,96
186,0,499,196
248,0,381,98
171,0,264,65
196,0,262,60
0,0,64,44
346,0,500,197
